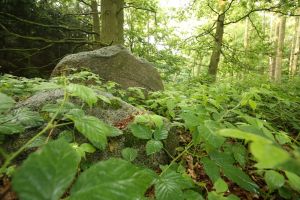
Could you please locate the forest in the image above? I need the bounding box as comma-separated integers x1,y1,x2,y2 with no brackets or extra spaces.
0,0,300,199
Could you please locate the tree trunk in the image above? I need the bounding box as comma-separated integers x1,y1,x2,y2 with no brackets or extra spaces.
91,0,100,41
289,16,300,77
100,0,124,45
208,13,225,81
274,16,286,82
269,15,278,80
244,17,250,49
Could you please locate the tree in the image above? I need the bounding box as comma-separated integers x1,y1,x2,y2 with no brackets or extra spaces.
269,15,286,82
91,0,101,42
100,0,124,45
289,16,300,77
207,0,227,81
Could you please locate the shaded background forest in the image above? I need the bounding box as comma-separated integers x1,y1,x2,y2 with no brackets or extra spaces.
0,0,300,82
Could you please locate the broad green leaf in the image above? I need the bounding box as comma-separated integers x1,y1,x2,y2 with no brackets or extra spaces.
264,170,285,192
154,128,169,140
219,129,272,144
134,114,164,128
207,191,226,200
209,151,235,167
32,82,62,91
180,112,200,130
214,178,228,193
122,148,138,162
183,190,204,200
232,144,247,167
155,171,188,200
12,140,80,200
80,143,96,153
70,159,155,200
15,109,44,128
67,83,98,106
248,99,257,110
67,110,122,149
0,122,24,135
166,99,176,118
146,140,163,155
129,124,152,139
201,157,220,183
0,93,15,113
285,171,300,192
198,124,225,149
250,142,290,169
222,165,259,193
275,131,291,145
97,94,111,104
226,194,240,200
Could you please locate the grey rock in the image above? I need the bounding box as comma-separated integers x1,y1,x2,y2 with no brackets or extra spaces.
4,89,179,169
51,45,164,91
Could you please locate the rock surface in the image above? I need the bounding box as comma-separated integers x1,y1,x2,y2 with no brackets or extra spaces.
51,45,164,91
4,89,179,169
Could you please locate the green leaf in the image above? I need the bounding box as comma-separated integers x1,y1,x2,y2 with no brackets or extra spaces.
180,112,200,130
232,144,247,167
209,151,235,166
15,109,44,128
285,171,300,192
122,148,138,162
32,82,62,91
198,124,225,149
134,114,164,128
80,143,96,153
155,171,186,200
214,178,228,193
201,157,220,183
67,83,98,106
129,124,152,139
183,190,204,200
154,128,169,140
146,140,163,155
275,131,291,145
97,94,111,104
67,110,122,149
12,140,80,200
70,159,155,200
250,142,290,169
0,93,15,113
264,170,285,192
218,129,272,144
222,165,259,193
248,99,257,110
0,122,24,135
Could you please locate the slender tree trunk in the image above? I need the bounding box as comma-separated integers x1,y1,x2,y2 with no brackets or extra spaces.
289,16,300,77
244,17,250,49
274,16,286,82
208,12,225,81
91,0,100,41
100,0,124,45
269,15,278,80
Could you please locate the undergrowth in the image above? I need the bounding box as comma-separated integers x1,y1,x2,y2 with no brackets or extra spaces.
0,72,299,200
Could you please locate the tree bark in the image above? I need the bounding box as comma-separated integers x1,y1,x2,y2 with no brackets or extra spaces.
274,16,286,82
91,0,101,42
100,0,124,45
289,16,300,77
269,15,278,80
244,17,250,49
208,13,225,81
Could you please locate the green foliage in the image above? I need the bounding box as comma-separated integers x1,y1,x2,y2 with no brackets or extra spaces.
1,72,300,199
12,140,81,200
70,159,156,200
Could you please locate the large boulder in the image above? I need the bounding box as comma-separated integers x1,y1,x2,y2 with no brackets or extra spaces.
51,45,164,91
3,89,179,169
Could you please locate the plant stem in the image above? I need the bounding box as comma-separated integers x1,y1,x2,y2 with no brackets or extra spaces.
0,83,69,175
160,141,193,176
